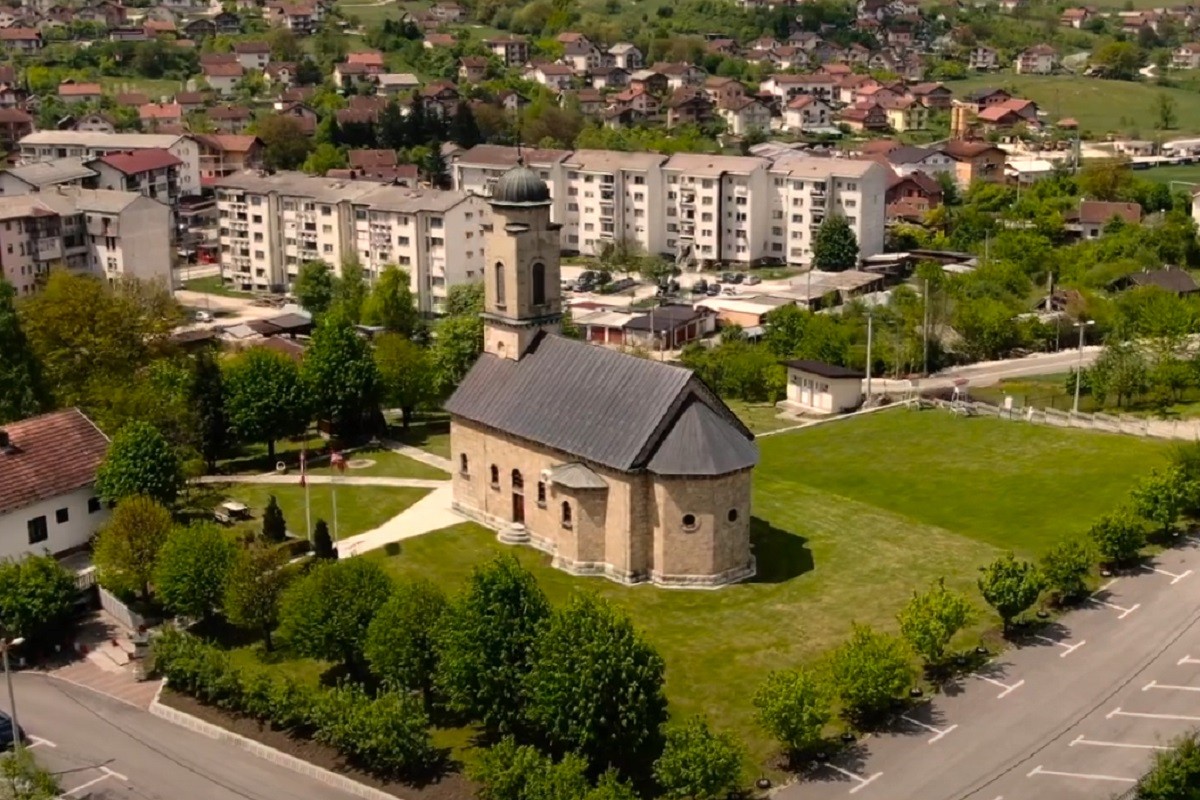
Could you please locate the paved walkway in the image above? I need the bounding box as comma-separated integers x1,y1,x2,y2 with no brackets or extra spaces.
382,439,454,472
193,474,447,489
47,659,161,710
336,484,461,558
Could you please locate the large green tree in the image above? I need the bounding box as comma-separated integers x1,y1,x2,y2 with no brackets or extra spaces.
302,310,379,434
256,114,313,170
191,349,227,471
364,578,448,704
374,333,433,430
361,265,421,337
95,421,183,506
811,214,859,272
154,524,236,620
829,624,916,724
436,555,550,734
332,257,368,323
223,544,291,650
293,261,336,317
277,557,393,672
222,347,309,461
525,593,668,776
978,553,1044,634
0,555,77,647
0,279,48,424
653,716,743,800
93,495,173,600
431,313,483,397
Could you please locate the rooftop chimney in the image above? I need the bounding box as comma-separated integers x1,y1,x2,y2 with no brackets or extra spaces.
0,429,10,453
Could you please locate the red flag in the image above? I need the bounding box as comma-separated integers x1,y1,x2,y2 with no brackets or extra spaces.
331,451,346,473
299,448,307,487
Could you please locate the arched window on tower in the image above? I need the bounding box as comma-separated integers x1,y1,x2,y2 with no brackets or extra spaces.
495,261,506,307
561,501,573,528
531,262,546,306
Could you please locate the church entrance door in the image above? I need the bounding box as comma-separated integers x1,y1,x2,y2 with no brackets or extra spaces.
512,492,525,524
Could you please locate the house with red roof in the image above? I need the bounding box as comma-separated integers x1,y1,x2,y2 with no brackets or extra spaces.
58,81,103,104
87,148,183,207
193,133,263,184
233,40,271,71
139,102,184,130
0,107,32,155
0,28,41,54
202,61,245,95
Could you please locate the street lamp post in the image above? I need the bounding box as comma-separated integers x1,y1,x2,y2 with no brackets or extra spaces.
2,637,25,754
1072,320,1096,414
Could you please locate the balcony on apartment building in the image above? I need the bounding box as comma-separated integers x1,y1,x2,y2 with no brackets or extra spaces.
32,238,62,261
679,189,696,207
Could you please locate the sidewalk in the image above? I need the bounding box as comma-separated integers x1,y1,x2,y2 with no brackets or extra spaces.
383,440,453,472
193,474,446,489
336,484,461,558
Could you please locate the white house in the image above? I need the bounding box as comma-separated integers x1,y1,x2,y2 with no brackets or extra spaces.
783,360,864,414
0,408,110,563
784,95,833,132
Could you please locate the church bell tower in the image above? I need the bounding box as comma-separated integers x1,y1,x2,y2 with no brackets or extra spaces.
482,162,562,361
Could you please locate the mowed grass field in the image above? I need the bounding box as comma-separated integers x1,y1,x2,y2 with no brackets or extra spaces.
952,74,1200,135
376,408,1170,769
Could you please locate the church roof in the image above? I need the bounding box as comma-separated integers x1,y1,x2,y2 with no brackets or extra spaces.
445,334,756,475
491,163,551,206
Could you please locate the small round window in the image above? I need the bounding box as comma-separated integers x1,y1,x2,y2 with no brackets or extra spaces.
728,509,738,522
682,513,697,530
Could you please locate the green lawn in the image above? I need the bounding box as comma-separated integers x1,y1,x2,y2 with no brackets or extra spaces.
1139,163,1200,188
216,434,330,475
182,276,252,298
974,373,1200,420
100,77,183,100
951,74,1200,136
307,446,448,480
725,400,796,434
389,416,452,460
338,0,408,26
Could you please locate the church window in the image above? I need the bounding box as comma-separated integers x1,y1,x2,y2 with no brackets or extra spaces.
531,262,546,305
682,513,698,531
494,262,506,307
536,481,546,507
459,453,468,474
490,464,499,487
512,469,524,490
561,501,572,528
728,509,738,522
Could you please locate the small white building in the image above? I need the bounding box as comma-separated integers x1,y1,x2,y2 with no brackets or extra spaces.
784,359,864,414
0,408,110,562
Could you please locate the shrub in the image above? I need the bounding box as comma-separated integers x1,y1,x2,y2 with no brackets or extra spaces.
1040,539,1093,605
313,683,436,776
829,624,916,725
753,668,832,758
262,495,287,543
1089,509,1146,566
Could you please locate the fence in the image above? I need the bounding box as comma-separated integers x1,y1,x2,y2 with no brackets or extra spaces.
928,399,1200,441
97,585,152,631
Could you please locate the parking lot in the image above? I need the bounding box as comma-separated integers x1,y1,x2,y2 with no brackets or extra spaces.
787,540,1200,800
27,736,133,799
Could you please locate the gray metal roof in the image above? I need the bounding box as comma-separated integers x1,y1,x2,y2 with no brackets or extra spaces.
4,158,97,188
445,334,755,475
547,462,608,489
647,400,758,476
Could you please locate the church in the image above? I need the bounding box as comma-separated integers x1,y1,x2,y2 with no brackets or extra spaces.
445,163,759,587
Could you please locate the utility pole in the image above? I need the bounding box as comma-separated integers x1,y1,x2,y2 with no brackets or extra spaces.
2,637,24,754
922,276,930,376
865,310,874,400
1072,320,1095,414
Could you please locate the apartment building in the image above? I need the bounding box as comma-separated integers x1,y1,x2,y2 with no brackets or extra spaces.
214,172,485,312
451,145,886,267
18,132,201,197
0,187,171,296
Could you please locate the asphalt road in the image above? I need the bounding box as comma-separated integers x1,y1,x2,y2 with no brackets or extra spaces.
2,674,360,800
782,537,1200,800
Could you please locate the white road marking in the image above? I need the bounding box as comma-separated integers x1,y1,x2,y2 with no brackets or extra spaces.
1091,598,1140,619
824,764,883,794
978,675,1025,698
1070,734,1169,751
1033,635,1085,658
27,736,56,749
1143,680,1200,693
1026,765,1136,784
57,766,127,799
1107,707,1200,722
900,714,958,743
1095,578,1118,594
1178,655,1200,666
1142,565,1193,584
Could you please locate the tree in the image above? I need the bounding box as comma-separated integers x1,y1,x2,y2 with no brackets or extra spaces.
154,524,236,620
1135,731,1200,800
952,296,1023,362
365,578,448,703
0,555,77,647
301,142,347,175
222,347,309,461
0,749,59,799
449,101,482,148
1091,340,1148,407
811,214,859,272
277,557,393,672
445,282,484,316
293,261,336,317
313,518,336,559
436,555,551,735
302,310,380,434
525,592,668,775
0,279,48,424
1156,93,1178,131
753,668,832,758
191,349,226,471
261,494,287,542
93,496,173,599
332,257,368,323
896,578,973,667
1131,467,1192,537
361,265,420,337
1090,40,1143,80
256,115,312,170
224,543,291,650
377,100,406,150
1089,508,1147,566
829,624,916,724
431,313,484,397
977,553,1043,635
95,421,182,506
1040,539,1093,606
653,716,743,800
375,333,433,430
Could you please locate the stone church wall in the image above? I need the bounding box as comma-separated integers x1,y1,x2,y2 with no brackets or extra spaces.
650,470,755,586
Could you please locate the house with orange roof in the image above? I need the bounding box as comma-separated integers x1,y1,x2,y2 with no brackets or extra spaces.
57,81,103,104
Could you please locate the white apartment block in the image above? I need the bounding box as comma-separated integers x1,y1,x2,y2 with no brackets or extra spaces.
18,131,202,198
215,172,486,313
452,145,887,267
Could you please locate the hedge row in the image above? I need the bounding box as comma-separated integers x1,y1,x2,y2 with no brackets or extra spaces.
151,627,437,778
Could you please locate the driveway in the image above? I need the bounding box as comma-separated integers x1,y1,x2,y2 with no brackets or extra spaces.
5,673,361,800
782,538,1200,800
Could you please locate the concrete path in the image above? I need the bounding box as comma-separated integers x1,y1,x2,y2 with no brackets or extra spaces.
382,439,453,472
193,474,447,489
336,484,461,558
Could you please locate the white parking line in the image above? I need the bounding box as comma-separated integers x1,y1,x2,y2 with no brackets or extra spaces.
58,767,127,799
1144,680,1200,693
1091,598,1140,619
978,675,1025,698
27,736,56,749
1179,655,1200,666
1033,635,1085,658
824,764,883,794
1026,765,1137,784
1095,578,1118,594
900,714,957,743
1070,734,1169,751
1107,707,1200,722
1142,565,1193,584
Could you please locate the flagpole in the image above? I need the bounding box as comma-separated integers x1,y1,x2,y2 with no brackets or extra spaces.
331,450,344,545
301,448,311,543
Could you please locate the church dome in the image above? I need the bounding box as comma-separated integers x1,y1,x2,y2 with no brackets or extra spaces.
491,163,551,206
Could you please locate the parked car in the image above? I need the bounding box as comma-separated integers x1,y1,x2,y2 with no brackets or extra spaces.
744,275,762,286
706,284,721,296
691,279,708,294
722,286,738,296
731,273,745,284
720,272,737,283
0,710,25,750
194,310,213,323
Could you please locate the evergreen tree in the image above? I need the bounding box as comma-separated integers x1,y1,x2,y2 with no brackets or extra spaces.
377,99,406,150
449,101,481,148
191,348,226,471
261,494,287,542
404,91,428,147
315,113,342,147
422,142,448,188
812,214,860,272
0,278,48,424
313,519,337,559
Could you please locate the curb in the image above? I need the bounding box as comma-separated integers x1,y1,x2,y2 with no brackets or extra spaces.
148,683,403,800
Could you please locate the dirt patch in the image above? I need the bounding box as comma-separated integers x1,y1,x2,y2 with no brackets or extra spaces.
159,688,475,800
